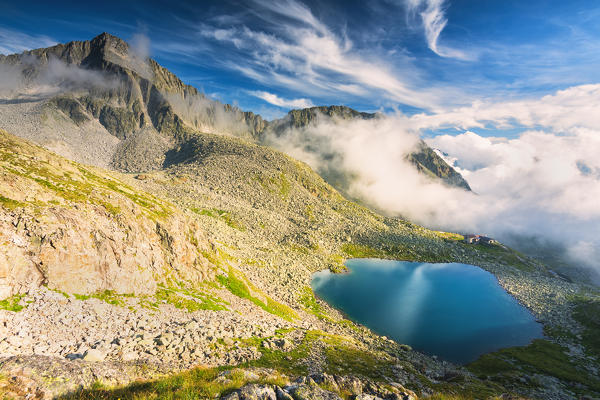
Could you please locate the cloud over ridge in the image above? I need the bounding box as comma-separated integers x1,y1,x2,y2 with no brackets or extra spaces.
265,84,600,280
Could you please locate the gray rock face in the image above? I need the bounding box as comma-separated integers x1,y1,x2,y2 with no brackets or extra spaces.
275,386,294,400
0,131,218,297
287,383,343,400
405,141,471,191
224,383,277,400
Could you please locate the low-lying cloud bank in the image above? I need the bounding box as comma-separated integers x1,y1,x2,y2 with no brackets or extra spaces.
267,84,600,279
0,55,118,100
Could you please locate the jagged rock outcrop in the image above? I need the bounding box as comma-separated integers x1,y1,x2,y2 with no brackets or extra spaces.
406,141,471,191
0,130,215,298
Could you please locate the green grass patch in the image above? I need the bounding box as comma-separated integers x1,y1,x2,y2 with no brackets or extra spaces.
327,254,348,273
99,201,122,217
73,290,133,307
434,231,464,241
48,287,71,299
341,241,452,263
299,286,323,316
0,139,170,220
56,365,289,400
543,325,577,341
501,340,599,389
467,353,515,377
0,195,25,210
217,267,297,321
192,208,245,231
245,330,399,382
0,294,25,312
469,244,535,272
156,287,228,312
278,173,291,200
304,204,315,222
572,298,600,357
468,339,600,394
252,172,292,201
342,243,383,258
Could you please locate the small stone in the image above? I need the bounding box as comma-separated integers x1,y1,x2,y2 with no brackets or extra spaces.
65,353,83,360
83,349,106,362
122,351,138,362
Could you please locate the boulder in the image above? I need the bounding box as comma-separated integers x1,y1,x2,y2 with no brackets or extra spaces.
287,383,342,400
334,375,363,395
82,349,106,362
222,383,277,400
275,386,293,400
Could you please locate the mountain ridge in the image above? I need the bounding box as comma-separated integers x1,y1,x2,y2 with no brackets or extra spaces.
0,32,470,192
266,105,472,191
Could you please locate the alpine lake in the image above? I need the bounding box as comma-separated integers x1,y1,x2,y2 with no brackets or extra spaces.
312,259,543,364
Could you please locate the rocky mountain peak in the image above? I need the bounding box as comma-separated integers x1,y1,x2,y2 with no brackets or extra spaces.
90,32,128,50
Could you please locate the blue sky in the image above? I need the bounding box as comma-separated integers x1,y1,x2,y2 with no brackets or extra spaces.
1,0,599,120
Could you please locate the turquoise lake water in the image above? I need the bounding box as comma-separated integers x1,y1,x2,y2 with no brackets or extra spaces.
311,259,543,364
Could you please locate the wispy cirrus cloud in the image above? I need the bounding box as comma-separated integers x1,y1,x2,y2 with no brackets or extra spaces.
0,27,56,55
404,0,470,60
143,0,600,113
198,0,447,110
249,90,314,108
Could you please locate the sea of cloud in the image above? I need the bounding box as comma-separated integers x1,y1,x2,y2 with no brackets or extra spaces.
265,84,600,280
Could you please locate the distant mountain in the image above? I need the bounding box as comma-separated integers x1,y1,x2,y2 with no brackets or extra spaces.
407,141,471,190
269,105,377,132
265,105,471,191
